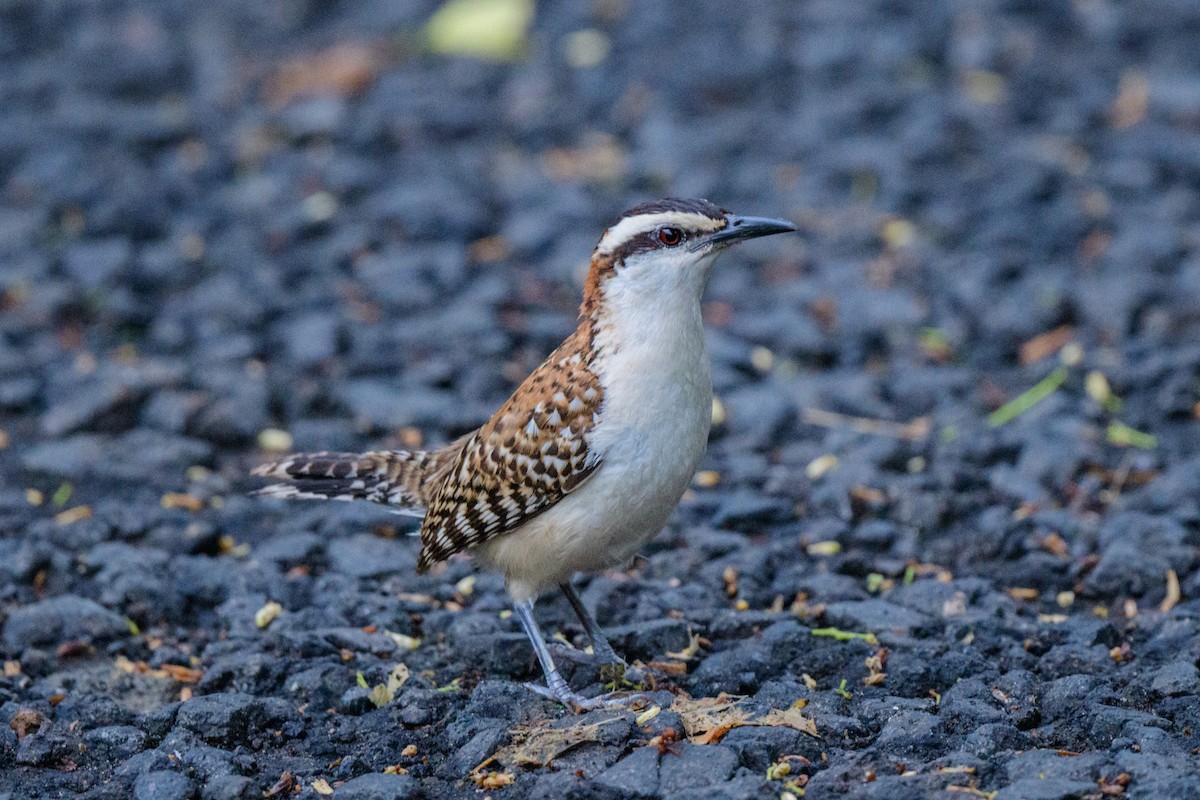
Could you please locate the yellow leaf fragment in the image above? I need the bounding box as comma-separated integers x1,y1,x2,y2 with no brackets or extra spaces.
711,396,726,426
1159,569,1181,613
161,492,203,511
311,779,334,795
425,0,533,61
664,631,703,661
255,601,283,629
257,428,293,452
805,454,839,479
635,705,661,726
384,630,422,651
471,771,516,789
806,540,841,556
758,707,819,738
54,506,92,526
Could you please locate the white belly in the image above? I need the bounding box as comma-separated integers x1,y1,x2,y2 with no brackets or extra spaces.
475,274,714,601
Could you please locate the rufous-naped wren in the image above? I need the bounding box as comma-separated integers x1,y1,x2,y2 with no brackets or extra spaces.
254,198,796,709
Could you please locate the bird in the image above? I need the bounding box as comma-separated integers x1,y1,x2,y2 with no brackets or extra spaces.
253,197,797,709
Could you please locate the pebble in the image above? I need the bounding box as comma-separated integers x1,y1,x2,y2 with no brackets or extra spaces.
3,595,129,649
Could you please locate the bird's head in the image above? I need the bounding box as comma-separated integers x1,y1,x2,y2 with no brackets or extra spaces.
583,197,796,314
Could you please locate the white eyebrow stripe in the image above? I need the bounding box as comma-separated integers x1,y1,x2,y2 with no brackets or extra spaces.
597,211,726,254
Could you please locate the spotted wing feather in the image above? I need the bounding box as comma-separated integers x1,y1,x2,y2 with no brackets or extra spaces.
416,327,603,572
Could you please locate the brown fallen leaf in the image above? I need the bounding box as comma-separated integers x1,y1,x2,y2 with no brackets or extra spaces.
263,771,295,798
160,664,203,684
1159,569,1181,614
471,771,515,790
672,693,748,743
266,42,382,107
672,694,818,745
161,492,203,511
10,708,46,740
1019,325,1074,365
758,706,819,738
490,717,622,768
646,660,688,675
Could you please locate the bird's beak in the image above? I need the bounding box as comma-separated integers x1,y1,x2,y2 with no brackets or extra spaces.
693,214,798,250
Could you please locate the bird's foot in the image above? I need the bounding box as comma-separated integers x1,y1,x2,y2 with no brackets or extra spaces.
522,681,653,713
549,643,648,689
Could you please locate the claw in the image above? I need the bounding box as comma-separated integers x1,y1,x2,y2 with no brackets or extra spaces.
522,682,652,712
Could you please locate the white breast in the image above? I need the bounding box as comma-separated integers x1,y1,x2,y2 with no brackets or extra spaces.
477,254,718,601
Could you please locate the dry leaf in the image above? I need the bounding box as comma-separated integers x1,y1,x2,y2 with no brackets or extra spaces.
9,708,46,740
255,601,283,629
672,694,752,744
1159,569,1181,613
54,505,92,525
759,707,818,737
646,660,688,675
267,43,381,107
311,778,334,795
1019,325,1074,365
471,771,515,789
161,492,203,511
384,630,422,651
491,717,622,768
426,0,533,61
160,664,203,684
664,631,703,661
367,663,411,708
671,694,818,745
264,771,295,798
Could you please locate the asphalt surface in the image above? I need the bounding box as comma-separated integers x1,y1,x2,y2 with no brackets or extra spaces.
1,1,1199,798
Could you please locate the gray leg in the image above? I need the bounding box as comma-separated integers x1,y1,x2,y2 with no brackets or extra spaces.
559,581,623,664
513,598,576,703
513,598,647,711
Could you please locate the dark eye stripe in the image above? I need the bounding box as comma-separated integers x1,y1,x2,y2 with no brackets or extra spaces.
611,229,689,262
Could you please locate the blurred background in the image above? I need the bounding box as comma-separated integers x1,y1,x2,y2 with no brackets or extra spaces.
1,0,1197,467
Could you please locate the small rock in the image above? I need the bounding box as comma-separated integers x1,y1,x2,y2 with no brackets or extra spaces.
593,744,660,798
327,534,415,578
658,742,738,793
133,770,193,800
63,237,132,289
82,725,147,762
821,600,936,638
994,778,1097,800
175,693,258,743
711,492,794,530
3,595,129,649
333,772,417,800
200,775,255,800
1150,661,1200,697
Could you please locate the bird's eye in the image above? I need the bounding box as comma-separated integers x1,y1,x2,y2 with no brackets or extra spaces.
657,227,683,246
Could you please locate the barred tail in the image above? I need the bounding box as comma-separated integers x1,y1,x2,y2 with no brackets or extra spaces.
252,448,444,509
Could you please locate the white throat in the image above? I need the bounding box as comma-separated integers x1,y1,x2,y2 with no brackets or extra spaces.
587,251,719,498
